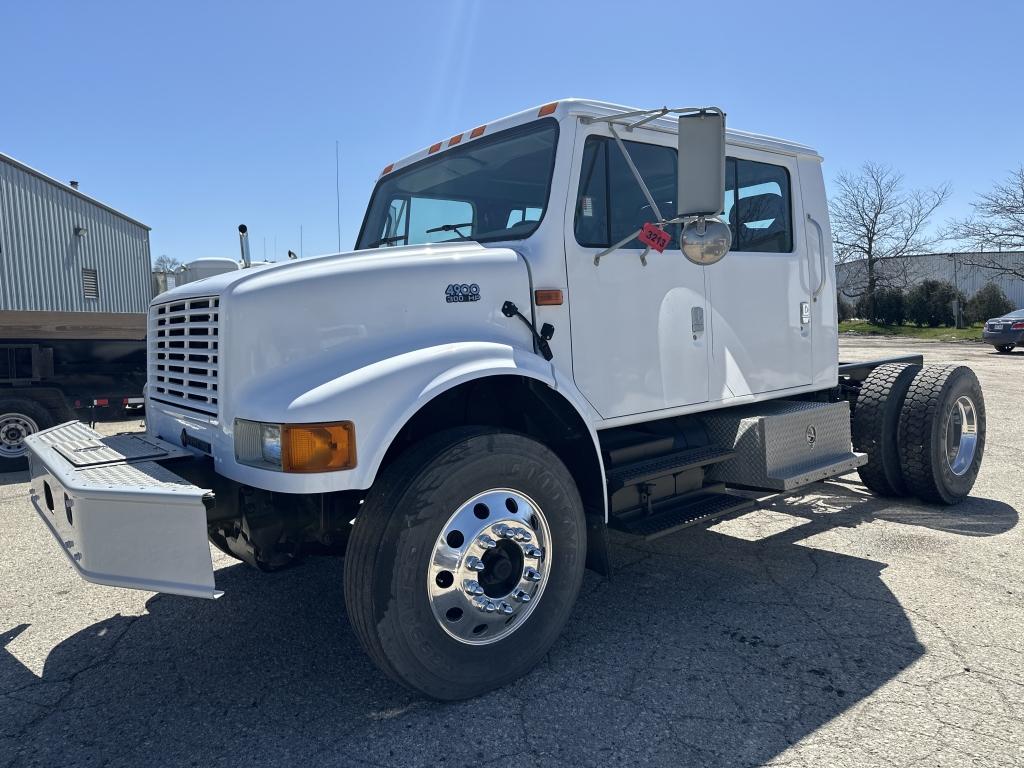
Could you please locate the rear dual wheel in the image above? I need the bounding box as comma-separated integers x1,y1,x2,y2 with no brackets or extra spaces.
0,398,53,472
852,362,921,496
854,363,985,505
898,365,985,505
344,428,586,700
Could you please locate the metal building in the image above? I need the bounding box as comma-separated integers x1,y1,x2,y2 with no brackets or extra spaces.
0,151,151,338
836,251,1024,308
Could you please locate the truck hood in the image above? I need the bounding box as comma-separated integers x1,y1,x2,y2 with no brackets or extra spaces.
150,241,535,428
154,242,492,305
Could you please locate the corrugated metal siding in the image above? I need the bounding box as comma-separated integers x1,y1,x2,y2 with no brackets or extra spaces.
836,252,1024,308
0,155,151,313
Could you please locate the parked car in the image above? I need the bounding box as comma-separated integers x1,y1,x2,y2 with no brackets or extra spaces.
982,308,1024,353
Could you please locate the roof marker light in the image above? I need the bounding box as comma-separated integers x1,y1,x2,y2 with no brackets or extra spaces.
428,142,442,154
470,125,486,138
380,163,394,176
538,102,558,117
448,133,463,147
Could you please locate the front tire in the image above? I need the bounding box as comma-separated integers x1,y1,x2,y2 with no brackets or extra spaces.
994,344,1015,354
344,428,586,700
898,365,985,505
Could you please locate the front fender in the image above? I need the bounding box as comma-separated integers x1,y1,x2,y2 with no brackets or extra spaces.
218,342,605,501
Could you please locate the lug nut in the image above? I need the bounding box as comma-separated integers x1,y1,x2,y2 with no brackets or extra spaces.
493,523,515,539
477,534,497,550
473,597,498,613
512,589,531,603
466,556,485,572
524,545,542,559
498,601,514,615
524,567,541,582
513,528,532,543
463,580,485,596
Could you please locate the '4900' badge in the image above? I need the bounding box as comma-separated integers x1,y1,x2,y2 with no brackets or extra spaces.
446,283,481,303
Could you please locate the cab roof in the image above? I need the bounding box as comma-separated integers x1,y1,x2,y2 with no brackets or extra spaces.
379,98,821,178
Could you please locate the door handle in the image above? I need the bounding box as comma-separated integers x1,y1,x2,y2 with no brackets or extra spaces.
806,213,828,299
691,306,705,338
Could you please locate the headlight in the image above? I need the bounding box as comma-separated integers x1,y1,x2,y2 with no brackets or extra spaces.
234,419,356,472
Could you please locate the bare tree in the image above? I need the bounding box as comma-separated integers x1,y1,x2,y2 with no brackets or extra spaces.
830,162,951,315
945,166,1024,280
153,254,183,272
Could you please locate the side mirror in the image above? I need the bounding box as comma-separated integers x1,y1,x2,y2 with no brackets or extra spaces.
677,110,732,265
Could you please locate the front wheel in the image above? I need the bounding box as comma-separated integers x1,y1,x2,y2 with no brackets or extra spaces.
344,428,586,700
994,344,1015,354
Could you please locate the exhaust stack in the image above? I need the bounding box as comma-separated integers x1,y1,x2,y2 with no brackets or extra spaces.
238,224,252,268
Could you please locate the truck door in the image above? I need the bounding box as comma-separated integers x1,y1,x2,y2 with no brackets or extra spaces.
706,151,813,397
564,125,709,419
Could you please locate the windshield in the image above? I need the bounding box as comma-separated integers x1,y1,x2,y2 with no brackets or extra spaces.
357,119,559,249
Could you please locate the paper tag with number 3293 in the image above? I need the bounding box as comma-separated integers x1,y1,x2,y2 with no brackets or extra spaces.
638,223,671,253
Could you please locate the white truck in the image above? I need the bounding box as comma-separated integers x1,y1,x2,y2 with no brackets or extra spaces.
22,100,986,700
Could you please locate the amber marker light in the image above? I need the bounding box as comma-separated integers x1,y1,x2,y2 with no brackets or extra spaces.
282,422,356,473
537,102,558,117
470,125,486,138
534,289,563,306
428,142,443,154
380,163,394,176
448,133,463,146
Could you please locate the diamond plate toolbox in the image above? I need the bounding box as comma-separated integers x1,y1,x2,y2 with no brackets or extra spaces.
701,400,866,491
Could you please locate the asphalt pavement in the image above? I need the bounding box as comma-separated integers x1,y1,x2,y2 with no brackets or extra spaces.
1,338,1021,767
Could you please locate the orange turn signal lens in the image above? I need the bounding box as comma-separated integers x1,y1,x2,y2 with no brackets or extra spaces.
282,422,356,473
470,125,486,138
380,163,395,176
537,102,558,117
448,133,463,146
534,289,563,306
428,142,442,154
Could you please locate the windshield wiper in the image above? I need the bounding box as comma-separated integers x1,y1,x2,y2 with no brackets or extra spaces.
367,234,407,248
426,222,473,239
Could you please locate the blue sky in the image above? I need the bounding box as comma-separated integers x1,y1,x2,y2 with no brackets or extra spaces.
5,0,1022,263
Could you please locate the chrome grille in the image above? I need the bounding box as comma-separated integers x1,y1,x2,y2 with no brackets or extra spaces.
149,296,220,416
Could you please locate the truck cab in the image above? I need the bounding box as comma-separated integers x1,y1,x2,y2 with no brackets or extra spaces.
23,99,986,700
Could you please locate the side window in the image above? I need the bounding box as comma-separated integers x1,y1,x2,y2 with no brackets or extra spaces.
724,158,792,253
574,136,677,249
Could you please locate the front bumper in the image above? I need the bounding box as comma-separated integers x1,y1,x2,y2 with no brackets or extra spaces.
24,422,221,599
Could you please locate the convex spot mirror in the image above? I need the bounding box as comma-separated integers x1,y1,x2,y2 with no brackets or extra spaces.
678,110,732,265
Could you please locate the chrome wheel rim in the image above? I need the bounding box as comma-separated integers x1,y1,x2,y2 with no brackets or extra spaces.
427,488,551,645
945,395,978,476
0,412,39,460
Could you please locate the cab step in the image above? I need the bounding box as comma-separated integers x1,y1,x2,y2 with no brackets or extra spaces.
606,445,735,492
608,487,754,540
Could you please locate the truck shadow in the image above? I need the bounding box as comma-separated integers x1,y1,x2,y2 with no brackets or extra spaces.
0,489,1016,767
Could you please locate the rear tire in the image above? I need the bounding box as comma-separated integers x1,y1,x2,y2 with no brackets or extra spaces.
852,362,921,497
898,365,985,505
0,398,53,472
995,344,1015,354
344,427,586,700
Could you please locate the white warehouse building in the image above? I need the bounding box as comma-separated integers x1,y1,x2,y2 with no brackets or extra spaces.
836,251,1024,308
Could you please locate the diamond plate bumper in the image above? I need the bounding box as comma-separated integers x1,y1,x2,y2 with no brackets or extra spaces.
24,422,220,599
